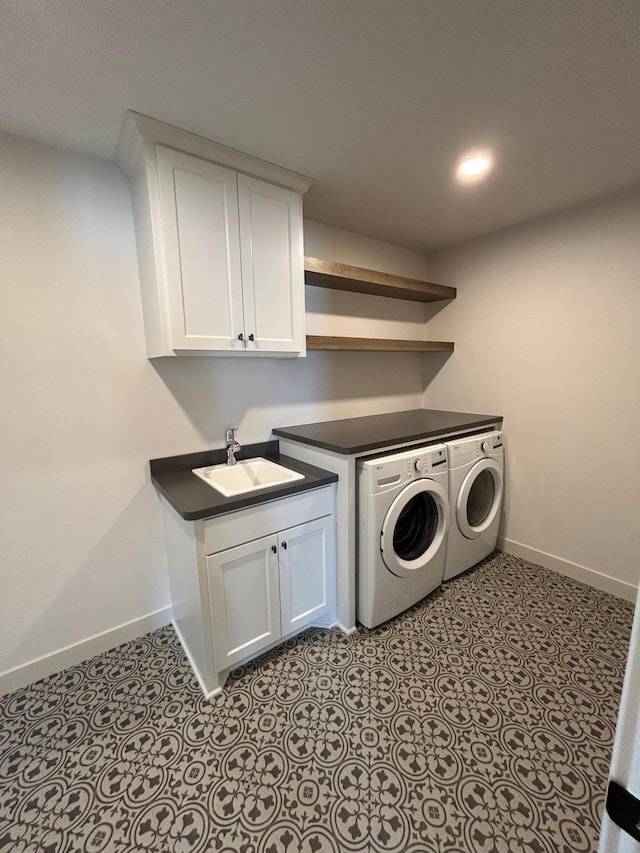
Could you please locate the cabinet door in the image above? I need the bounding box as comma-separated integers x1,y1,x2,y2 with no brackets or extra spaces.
156,146,245,352
207,535,281,670
279,516,332,635
237,174,306,354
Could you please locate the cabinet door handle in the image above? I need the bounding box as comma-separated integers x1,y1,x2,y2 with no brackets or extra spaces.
281,541,287,550
237,333,244,342
271,545,277,554
248,333,255,341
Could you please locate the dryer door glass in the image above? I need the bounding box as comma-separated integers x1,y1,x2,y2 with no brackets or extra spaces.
467,469,495,528
456,457,503,540
393,492,438,560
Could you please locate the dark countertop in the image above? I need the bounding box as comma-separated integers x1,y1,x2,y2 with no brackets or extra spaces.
150,440,338,521
273,409,502,455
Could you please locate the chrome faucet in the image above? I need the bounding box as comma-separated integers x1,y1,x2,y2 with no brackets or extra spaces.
225,427,241,466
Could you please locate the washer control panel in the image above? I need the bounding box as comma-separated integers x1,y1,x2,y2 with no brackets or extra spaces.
360,443,448,492
413,446,446,474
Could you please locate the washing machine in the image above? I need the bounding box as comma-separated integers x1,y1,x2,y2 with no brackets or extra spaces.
357,443,449,628
443,431,504,581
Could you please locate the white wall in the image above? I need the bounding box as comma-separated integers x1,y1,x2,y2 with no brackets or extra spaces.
305,219,431,341
1,132,173,692
0,131,430,692
424,188,640,598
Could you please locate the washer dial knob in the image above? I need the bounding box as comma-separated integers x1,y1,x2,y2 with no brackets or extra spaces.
482,441,490,452
414,458,425,473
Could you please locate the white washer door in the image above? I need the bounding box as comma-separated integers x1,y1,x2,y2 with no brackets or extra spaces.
456,458,503,540
380,479,448,578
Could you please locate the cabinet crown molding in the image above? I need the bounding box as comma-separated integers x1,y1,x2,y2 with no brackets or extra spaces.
115,110,314,194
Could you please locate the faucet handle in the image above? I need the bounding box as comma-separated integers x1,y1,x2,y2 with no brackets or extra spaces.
225,426,237,443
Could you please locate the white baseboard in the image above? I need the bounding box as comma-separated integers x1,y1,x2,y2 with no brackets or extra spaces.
171,619,222,701
0,605,173,697
498,537,637,603
335,621,358,635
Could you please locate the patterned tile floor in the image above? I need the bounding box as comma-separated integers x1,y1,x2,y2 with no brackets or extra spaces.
0,552,634,852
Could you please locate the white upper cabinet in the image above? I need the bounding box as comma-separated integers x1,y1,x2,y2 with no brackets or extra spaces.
237,174,305,353
117,112,312,357
157,147,244,352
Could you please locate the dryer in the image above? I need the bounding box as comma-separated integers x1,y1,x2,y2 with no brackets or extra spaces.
443,431,504,581
357,444,449,628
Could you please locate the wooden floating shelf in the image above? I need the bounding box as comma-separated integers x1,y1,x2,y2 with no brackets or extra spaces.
306,335,455,353
304,257,456,303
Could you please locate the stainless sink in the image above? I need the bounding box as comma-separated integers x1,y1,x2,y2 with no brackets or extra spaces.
192,457,304,498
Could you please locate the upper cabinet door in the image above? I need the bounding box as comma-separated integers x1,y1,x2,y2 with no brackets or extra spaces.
156,146,245,353
237,174,306,354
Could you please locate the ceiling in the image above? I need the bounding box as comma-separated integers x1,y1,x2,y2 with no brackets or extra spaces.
1,0,639,251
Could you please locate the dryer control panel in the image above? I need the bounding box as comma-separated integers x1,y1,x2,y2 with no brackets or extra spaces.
447,431,503,466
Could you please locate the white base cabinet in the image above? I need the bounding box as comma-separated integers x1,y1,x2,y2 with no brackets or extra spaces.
160,485,336,697
207,516,332,671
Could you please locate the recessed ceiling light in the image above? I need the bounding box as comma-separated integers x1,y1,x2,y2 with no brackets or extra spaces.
456,150,493,183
